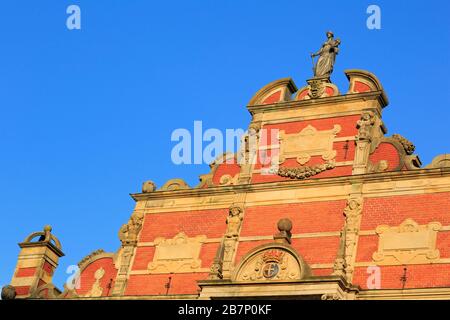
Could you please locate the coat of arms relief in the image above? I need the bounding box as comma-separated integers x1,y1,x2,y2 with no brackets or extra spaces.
235,249,302,282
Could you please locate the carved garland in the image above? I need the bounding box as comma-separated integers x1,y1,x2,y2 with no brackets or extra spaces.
276,161,335,180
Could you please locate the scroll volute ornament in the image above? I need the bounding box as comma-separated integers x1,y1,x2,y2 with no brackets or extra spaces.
391,134,415,155
426,154,450,169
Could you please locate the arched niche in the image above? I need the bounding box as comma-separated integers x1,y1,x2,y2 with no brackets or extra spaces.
233,243,311,282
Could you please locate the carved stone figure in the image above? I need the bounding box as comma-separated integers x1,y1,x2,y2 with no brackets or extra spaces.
225,205,243,238
344,198,363,232
332,227,347,277
311,31,341,78
118,211,144,245
356,112,375,141
342,197,363,282
208,240,224,280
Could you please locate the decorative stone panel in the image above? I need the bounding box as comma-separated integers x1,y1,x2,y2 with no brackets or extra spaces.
373,219,441,265
148,232,207,273
278,124,341,165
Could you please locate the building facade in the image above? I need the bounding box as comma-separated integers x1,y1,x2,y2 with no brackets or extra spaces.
3,67,450,300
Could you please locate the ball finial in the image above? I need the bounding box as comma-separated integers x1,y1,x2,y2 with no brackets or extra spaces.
277,218,293,233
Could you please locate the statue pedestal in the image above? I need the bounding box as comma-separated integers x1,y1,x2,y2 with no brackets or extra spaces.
296,76,339,100
307,76,331,84
306,77,330,99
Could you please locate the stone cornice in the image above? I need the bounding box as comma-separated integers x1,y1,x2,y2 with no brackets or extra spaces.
246,91,387,116
198,275,351,287
18,241,65,258
357,287,450,300
130,167,450,202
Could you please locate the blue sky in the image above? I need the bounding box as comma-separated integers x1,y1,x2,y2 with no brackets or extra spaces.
1,0,449,289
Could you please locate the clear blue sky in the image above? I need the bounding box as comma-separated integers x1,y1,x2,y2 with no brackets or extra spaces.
1,0,449,289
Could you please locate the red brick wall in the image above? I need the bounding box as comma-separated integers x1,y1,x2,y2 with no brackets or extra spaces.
76,257,117,297
252,115,360,183
261,115,360,139
132,243,219,272
313,268,334,276
43,261,53,276
127,209,228,295
126,192,450,294
369,142,401,171
234,237,340,268
125,273,208,296
132,247,155,271
262,90,282,104
15,267,37,277
14,286,31,296
361,193,450,230
291,237,340,265
235,240,274,264
241,202,346,236
355,235,378,262
354,264,450,289
212,162,241,186
139,209,228,243
353,192,450,289
233,201,345,274
355,232,450,262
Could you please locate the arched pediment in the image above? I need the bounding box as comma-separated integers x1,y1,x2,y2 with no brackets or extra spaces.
233,243,311,282
248,78,297,106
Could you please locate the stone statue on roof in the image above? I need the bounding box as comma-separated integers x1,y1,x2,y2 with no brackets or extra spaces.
311,31,341,78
